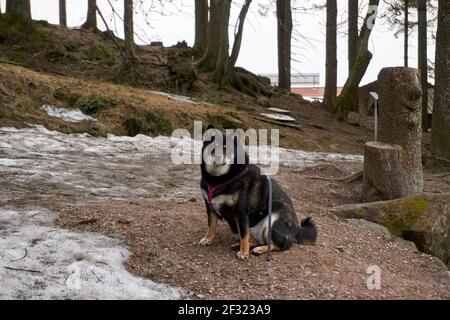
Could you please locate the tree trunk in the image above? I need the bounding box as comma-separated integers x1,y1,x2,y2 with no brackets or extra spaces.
348,0,359,111
323,0,337,109
348,0,358,74
59,0,67,27
212,0,231,84
8,0,31,20
6,0,13,15
276,0,293,90
227,0,252,75
194,0,208,55
200,0,224,71
333,0,380,119
362,142,407,202
432,0,450,161
418,0,428,131
377,67,424,196
404,0,409,67
82,0,97,29
124,0,135,60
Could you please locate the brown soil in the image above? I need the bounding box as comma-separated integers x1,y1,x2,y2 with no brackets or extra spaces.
26,164,449,300
1,21,449,300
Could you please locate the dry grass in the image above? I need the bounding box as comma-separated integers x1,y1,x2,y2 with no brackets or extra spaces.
0,63,234,137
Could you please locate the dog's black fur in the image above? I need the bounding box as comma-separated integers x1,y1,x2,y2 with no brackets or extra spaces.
199,127,317,259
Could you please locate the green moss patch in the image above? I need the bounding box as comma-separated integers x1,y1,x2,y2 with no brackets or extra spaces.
382,196,428,236
53,87,116,114
83,43,116,66
207,113,242,130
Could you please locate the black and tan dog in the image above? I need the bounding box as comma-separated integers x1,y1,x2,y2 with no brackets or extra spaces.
199,127,317,259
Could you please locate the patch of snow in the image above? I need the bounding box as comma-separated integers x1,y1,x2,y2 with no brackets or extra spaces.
0,125,362,199
0,208,181,300
267,108,291,114
41,105,97,123
260,113,297,122
149,91,213,106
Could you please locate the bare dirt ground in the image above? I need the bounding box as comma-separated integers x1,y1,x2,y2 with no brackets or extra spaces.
1,127,448,300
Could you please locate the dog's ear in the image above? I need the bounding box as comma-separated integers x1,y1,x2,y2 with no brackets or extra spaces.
207,124,215,130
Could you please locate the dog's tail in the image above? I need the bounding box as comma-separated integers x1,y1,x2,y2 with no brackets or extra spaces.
295,217,317,245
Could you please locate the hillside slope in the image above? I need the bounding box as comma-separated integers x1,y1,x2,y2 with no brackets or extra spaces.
0,20,372,153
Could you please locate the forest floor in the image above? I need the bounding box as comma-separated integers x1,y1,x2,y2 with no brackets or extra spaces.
0,22,449,299
0,126,449,299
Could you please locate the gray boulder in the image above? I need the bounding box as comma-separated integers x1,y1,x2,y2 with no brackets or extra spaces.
333,194,449,263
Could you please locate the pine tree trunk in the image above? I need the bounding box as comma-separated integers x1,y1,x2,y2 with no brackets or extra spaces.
194,0,208,55
404,0,409,67
333,0,380,119
200,0,222,71
212,0,231,84
432,0,450,161
124,0,135,60
82,0,97,29
418,0,428,131
348,0,359,111
59,0,67,27
348,0,358,74
9,0,31,20
323,0,337,109
6,0,13,15
377,67,424,196
228,0,252,73
276,0,293,90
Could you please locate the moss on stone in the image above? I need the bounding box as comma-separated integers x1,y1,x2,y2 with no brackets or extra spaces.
382,196,428,236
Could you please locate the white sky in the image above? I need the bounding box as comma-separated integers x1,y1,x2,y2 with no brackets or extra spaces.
0,0,437,86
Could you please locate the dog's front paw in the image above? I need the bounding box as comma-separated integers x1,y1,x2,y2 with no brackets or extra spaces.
251,246,266,256
237,251,249,260
199,237,213,246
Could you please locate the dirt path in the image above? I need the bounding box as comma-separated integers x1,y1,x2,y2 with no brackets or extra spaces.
0,126,449,299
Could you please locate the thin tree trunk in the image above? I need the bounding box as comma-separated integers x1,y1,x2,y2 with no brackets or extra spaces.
59,0,67,27
323,0,338,109
82,0,97,29
333,0,380,119
418,0,428,131
404,0,409,67
348,0,359,111
348,0,358,74
276,0,293,90
194,0,208,55
124,0,135,60
431,0,450,161
228,0,252,71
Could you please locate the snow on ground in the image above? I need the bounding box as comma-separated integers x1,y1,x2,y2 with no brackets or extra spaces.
0,125,362,198
0,125,362,299
150,91,203,105
0,208,180,300
41,105,97,123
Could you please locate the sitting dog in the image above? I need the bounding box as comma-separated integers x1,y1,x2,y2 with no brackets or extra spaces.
199,127,317,259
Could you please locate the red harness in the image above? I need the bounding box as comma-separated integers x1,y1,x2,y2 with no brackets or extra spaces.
206,170,247,202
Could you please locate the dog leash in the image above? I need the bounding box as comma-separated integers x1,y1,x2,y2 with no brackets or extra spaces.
265,175,273,299
266,176,273,263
